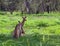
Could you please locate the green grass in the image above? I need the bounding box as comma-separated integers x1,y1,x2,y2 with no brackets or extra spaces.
0,12,60,46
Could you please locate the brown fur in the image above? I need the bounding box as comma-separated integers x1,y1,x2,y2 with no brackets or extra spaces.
13,16,26,38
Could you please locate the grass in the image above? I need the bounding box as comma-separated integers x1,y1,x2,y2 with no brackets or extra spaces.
0,12,60,46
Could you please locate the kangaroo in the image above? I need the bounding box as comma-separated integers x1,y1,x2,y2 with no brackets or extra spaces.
13,21,20,38
19,16,26,36
13,16,27,38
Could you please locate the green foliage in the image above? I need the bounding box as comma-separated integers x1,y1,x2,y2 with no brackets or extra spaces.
0,12,60,46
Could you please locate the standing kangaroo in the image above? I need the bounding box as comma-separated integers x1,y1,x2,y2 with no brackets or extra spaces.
13,16,26,38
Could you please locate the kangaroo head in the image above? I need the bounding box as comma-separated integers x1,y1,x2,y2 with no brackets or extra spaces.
22,16,27,21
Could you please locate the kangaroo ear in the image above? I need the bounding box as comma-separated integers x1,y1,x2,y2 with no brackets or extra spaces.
25,16,27,18
18,21,20,23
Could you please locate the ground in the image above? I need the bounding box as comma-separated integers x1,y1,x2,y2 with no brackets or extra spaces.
0,12,60,46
